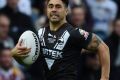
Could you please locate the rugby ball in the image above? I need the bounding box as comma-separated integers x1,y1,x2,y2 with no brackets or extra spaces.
18,30,40,66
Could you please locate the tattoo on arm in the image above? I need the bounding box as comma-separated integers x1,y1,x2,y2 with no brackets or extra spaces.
87,34,103,52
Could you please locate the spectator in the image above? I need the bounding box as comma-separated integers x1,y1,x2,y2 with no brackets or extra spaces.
105,18,120,80
0,0,6,9
68,4,93,32
0,13,14,48
35,15,47,30
86,0,117,39
68,4,100,80
0,43,24,80
18,0,32,16
0,13,24,74
69,5,86,28
113,0,120,17
69,0,82,6
0,0,36,44
0,0,32,16
31,0,46,15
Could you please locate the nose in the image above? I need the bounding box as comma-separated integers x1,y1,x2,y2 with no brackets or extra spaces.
51,7,57,12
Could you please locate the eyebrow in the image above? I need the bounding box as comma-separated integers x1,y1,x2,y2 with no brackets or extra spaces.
48,3,62,5
48,2,64,6
48,4,53,6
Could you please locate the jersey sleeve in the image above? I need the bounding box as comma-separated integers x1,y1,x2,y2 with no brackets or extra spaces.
71,28,92,49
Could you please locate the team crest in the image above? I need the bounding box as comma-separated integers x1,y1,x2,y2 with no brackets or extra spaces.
79,29,89,40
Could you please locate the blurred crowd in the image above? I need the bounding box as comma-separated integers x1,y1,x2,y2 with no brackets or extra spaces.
0,0,120,80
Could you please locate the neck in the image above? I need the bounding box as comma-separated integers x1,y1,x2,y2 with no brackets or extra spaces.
50,19,67,31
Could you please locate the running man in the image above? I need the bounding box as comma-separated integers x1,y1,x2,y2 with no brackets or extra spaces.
11,0,110,80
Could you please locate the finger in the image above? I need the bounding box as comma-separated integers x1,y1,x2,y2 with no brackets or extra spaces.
18,49,31,55
17,48,31,54
18,47,31,51
18,39,23,46
17,46,27,50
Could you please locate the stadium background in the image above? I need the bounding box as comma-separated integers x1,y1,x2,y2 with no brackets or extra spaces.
0,0,120,80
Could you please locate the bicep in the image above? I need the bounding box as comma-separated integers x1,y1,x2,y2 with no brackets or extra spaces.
85,33,104,52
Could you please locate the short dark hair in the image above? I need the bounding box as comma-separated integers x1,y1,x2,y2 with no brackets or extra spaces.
46,0,69,7
0,42,11,55
70,4,86,12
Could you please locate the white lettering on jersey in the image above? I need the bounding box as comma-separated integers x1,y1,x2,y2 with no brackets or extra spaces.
42,48,63,59
38,29,70,69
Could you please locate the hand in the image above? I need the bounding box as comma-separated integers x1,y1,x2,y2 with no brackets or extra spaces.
11,39,31,58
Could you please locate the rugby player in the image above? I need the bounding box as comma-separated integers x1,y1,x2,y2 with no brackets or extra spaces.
11,0,110,80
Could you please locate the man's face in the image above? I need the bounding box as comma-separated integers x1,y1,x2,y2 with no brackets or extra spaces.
47,0,68,23
0,49,12,70
0,16,10,39
71,8,85,26
114,19,120,37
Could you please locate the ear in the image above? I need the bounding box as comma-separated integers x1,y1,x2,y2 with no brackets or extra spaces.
65,8,69,16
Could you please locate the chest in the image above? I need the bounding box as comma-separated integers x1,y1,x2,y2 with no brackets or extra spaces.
40,28,70,50
39,28,71,60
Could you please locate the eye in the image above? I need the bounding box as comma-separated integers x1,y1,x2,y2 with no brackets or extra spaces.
48,4,54,8
55,4,62,8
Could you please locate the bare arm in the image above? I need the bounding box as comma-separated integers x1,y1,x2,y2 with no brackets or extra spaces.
86,34,110,80
11,40,31,67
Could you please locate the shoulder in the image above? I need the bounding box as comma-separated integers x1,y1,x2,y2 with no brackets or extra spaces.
71,28,89,35
70,28,90,40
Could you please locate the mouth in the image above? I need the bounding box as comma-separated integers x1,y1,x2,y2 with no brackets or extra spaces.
51,15,59,19
50,14,59,18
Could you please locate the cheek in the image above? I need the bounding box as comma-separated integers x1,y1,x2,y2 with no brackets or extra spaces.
46,9,50,16
4,57,12,63
4,27,9,32
59,10,66,17
78,13,85,19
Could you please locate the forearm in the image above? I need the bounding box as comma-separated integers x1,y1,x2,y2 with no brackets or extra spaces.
11,48,30,68
14,57,30,68
85,33,110,80
98,43,110,80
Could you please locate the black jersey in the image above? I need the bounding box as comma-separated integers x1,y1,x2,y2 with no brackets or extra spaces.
38,23,92,80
